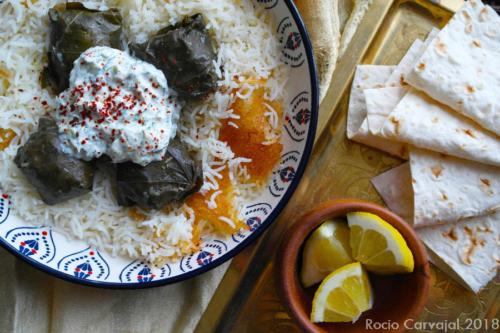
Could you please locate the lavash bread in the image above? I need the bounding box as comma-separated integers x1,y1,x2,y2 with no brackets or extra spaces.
338,0,373,57
410,148,500,227
406,0,500,135
385,39,424,86
418,212,499,293
371,162,414,223
371,162,500,293
385,28,439,86
381,88,500,167
364,87,406,136
363,31,436,139
346,65,408,157
347,65,394,139
296,0,340,101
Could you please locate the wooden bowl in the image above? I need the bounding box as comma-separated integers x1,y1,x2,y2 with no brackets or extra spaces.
278,199,430,333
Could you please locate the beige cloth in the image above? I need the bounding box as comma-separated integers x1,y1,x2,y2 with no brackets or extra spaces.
0,247,229,333
0,2,370,332
296,0,373,99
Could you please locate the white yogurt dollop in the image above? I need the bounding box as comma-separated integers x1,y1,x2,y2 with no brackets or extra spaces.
55,46,180,166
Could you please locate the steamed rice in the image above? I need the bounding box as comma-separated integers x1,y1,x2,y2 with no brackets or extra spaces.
0,0,287,265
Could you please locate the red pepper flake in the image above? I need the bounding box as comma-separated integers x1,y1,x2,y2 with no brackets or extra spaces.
120,138,126,143
2,194,9,199
81,139,87,145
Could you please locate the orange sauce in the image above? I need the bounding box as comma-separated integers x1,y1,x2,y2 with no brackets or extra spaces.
128,207,148,222
219,82,283,184
0,128,16,151
21,0,38,8
0,64,10,93
186,169,246,235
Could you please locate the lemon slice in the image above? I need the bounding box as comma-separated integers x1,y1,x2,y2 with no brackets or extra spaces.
347,212,414,274
311,262,373,323
300,219,353,287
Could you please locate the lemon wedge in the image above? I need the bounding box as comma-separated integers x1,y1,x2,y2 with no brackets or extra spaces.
311,262,373,323
300,219,354,287
347,212,414,274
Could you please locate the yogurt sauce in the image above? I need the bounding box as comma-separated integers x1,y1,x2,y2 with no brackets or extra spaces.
55,46,180,166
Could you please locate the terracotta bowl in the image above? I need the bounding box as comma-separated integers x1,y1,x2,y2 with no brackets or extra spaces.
278,199,430,333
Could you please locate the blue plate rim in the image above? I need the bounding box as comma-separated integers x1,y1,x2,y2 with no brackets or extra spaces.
0,0,319,289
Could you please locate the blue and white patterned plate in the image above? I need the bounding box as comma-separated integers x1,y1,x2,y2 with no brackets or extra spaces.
0,0,318,288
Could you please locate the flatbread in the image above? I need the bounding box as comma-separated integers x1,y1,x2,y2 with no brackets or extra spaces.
371,162,414,222
406,0,500,135
381,88,500,167
364,87,406,135
385,39,424,87
418,213,499,294
371,163,500,293
385,28,440,86
346,65,410,157
410,148,500,227
347,65,394,138
362,32,437,152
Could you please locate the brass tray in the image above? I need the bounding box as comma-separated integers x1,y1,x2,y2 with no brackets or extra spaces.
195,0,500,331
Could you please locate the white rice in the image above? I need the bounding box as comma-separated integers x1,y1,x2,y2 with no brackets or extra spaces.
0,0,287,265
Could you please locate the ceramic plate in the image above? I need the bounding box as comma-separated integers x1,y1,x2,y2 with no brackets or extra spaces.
0,0,318,288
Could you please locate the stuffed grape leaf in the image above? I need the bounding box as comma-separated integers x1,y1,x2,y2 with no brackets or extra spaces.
115,139,203,210
130,14,218,100
46,2,126,93
14,118,95,205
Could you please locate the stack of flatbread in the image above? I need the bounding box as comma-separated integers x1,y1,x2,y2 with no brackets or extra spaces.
346,0,500,293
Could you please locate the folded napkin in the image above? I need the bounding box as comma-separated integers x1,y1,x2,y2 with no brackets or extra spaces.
295,0,373,100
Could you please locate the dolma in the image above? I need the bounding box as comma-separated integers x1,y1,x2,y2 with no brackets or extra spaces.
46,2,126,93
14,118,95,205
130,14,218,100
116,139,203,210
